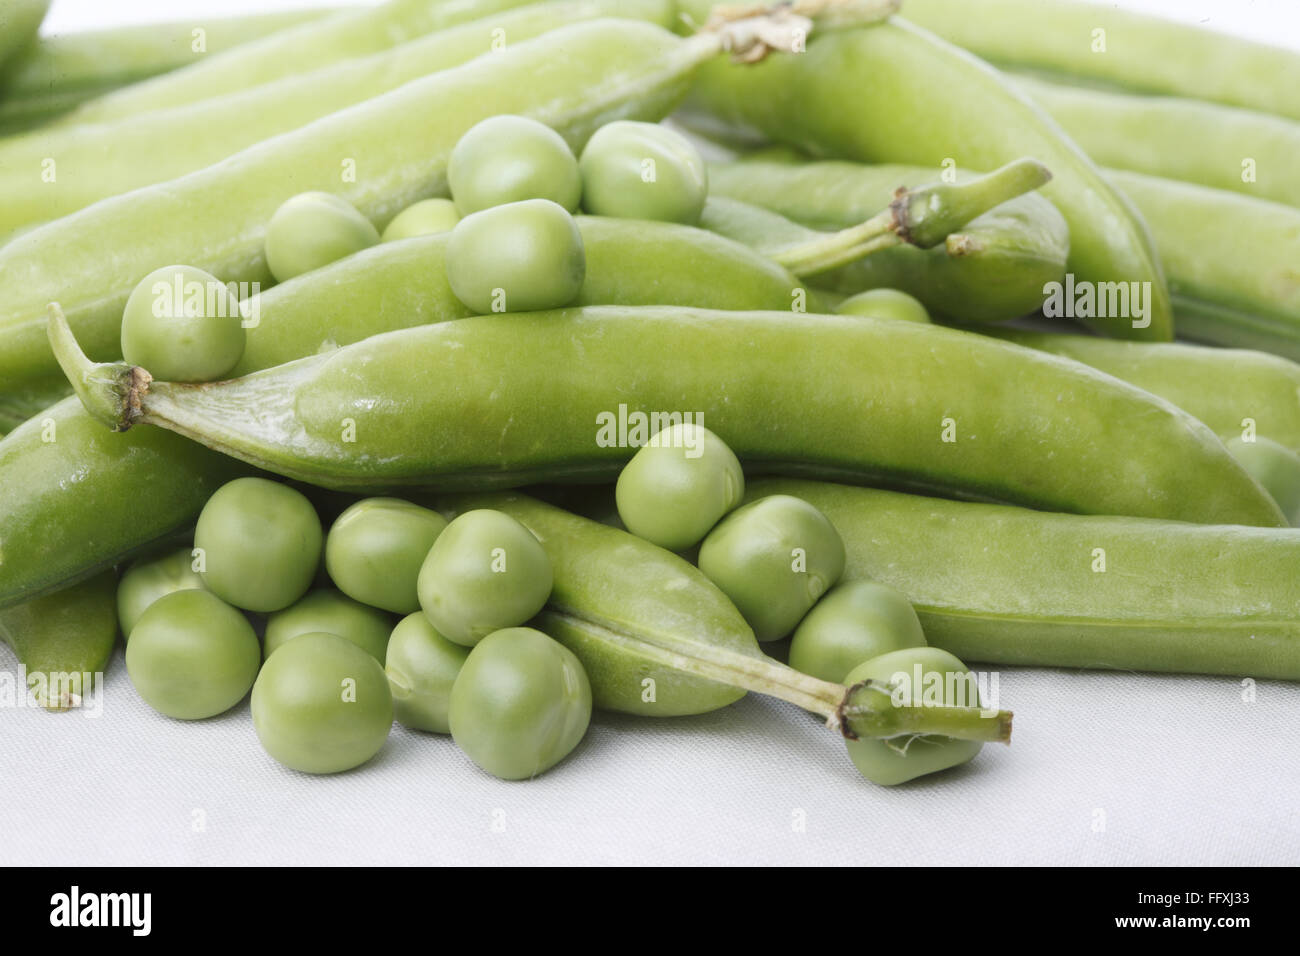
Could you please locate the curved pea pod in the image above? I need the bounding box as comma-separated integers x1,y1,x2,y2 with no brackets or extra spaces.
0,0,675,235
993,329,1300,453
53,304,1285,527
750,478,1300,681
0,18,737,400
678,4,1173,340
706,152,1069,323
438,492,1012,752
0,572,116,710
0,398,254,610
902,0,1300,122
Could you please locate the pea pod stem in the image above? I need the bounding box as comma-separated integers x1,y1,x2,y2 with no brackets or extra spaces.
770,158,1052,277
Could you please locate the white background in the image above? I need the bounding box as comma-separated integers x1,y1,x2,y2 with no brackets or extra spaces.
3,1,1299,867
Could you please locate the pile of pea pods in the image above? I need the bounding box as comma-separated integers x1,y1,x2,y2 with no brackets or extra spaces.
3,0,1299,786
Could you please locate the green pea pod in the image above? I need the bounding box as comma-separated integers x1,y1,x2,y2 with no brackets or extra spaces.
706,152,1069,322
0,571,116,711
902,0,1300,122
439,491,1012,746
47,0,539,126
749,478,1300,681
1016,75,1300,210
0,17,794,401
0,0,675,235
0,1,48,73
52,304,1285,527
0,399,254,609
1099,170,1300,361
0,8,336,133
992,329,1300,454
678,4,1174,340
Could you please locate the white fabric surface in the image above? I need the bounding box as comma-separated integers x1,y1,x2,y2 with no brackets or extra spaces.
6,0,1299,867
3,643,1298,865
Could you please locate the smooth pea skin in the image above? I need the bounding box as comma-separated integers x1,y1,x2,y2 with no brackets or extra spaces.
448,114,581,215
264,192,380,282
615,422,744,551
263,588,393,662
381,198,460,242
325,498,447,613
1226,437,1300,526
120,264,245,382
579,120,707,225
117,546,206,638
385,612,469,733
448,626,591,780
417,509,553,647
445,198,585,314
789,580,927,682
194,477,323,613
125,589,260,720
251,631,393,774
836,288,931,324
698,495,846,641
843,646,984,786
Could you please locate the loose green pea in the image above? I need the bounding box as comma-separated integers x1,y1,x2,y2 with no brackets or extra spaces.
843,646,984,786
697,495,846,641
251,631,393,774
448,627,591,780
417,509,553,647
120,264,245,382
448,114,582,215
117,546,206,638
615,422,744,551
445,198,585,314
385,612,470,734
789,580,927,682
1226,436,1300,526
265,191,380,282
836,288,932,324
578,120,708,225
324,498,448,613
125,589,260,720
194,477,323,613
381,198,460,242
264,588,393,662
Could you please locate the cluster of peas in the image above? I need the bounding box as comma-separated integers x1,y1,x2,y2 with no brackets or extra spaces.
113,111,959,784
114,114,933,386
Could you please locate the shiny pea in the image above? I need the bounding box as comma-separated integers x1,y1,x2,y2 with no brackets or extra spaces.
697,495,846,641
264,191,380,282
120,264,245,382
448,114,581,214
324,497,448,613
384,612,469,734
578,120,707,225
381,198,460,242
615,422,744,551
263,588,393,662
117,546,206,638
448,626,591,780
789,580,927,682
836,288,932,324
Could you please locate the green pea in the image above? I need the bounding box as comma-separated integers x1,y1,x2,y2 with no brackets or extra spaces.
578,120,708,225
120,264,245,382
448,626,591,780
1226,436,1300,526
697,495,846,641
264,588,393,662
324,498,448,613
836,288,932,324
417,508,553,647
117,546,206,638
789,580,927,682
251,631,393,774
448,114,581,215
385,612,469,734
380,198,460,242
445,198,585,314
615,422,744,551
194,477,323,613
843,646,984,786
264,191,380,282
125,589,260,720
